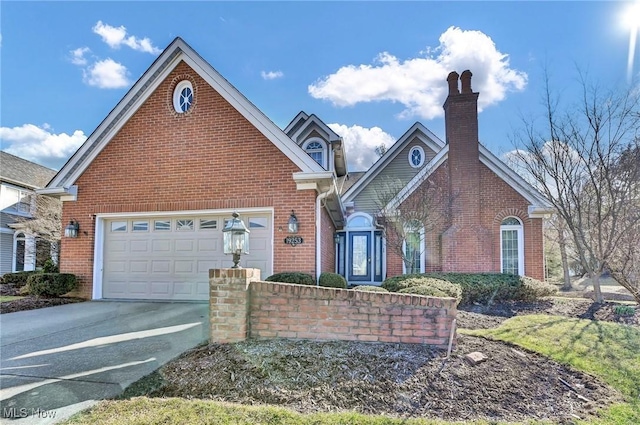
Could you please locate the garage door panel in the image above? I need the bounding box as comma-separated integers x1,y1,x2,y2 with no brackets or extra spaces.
152,240,171,252
103,213,272,301
130,261,149,273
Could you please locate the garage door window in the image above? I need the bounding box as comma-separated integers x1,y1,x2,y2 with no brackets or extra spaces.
132,221,149,232
176,219,194,231
199,219,217,230
111,221,127,232
154,220,171,231
249,217,267,228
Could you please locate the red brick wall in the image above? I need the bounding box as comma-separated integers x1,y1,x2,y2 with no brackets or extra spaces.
61,61,319,298
391,160,545,281
320,207,336,274
248,281,456,347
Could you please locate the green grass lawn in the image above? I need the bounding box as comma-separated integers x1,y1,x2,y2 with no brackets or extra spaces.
64,315,640,425
0,296,24,302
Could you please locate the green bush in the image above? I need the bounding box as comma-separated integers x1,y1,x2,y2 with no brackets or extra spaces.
42,258,59,273
318,272,347,289
382,272,556,305
396,277,462,304
26,273,78,297
265,272,315,286
0,271,40,287
516,276,558,301
352,285,389,292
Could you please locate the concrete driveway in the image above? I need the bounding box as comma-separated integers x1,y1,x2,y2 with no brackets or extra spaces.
0,301,209,424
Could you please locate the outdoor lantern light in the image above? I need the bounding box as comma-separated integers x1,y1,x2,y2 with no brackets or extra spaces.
288,210,298,234
334,233,341,245
222,211,250,268
64,220,79,238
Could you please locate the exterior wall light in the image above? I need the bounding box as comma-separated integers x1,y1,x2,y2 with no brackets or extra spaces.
334,233,341,245
64,220,79,238
288,210,298,234
222,211,250,268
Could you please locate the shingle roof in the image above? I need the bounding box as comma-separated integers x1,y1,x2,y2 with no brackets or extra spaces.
0,151,57,189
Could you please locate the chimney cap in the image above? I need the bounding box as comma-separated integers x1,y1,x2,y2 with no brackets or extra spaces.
447,71,460,95
460,70,473,94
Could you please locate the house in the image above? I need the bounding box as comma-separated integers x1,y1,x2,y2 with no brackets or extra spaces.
0,151,57,274
43,38,552,300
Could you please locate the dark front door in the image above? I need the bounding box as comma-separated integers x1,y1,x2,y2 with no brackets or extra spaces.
349,231,371,281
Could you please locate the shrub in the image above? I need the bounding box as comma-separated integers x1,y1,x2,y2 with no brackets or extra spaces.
383,272,557,305
42,258,59,273
318,272,347,289
0,271,40,287
265,272,315,286
352,285,388,292
516,276,558,301
396,277,462,304
26,273,78,297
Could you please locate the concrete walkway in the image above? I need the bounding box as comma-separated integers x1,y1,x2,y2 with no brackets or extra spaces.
0,301,209,424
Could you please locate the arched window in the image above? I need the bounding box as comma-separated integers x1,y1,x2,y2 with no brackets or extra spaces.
304,140,325,168
500,217,524,275
403,220,425,274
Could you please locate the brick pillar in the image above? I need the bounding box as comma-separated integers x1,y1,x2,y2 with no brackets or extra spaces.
209,268,260,343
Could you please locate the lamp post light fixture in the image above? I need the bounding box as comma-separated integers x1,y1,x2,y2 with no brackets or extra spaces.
222,211,250,268
64,220,79,238
288,210,298,234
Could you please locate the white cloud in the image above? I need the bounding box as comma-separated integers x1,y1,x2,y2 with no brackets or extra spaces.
92,20,161,54
70,47,91,66
83,58,129,89
261,70,284,80
309,26,527,120
0,124,87,170
328,123,396,171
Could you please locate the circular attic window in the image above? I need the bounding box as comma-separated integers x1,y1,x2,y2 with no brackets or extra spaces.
173,81,194,113
408,146,425,168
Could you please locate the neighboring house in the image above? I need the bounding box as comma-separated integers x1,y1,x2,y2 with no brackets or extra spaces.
0,151,57,274
43,38,552,301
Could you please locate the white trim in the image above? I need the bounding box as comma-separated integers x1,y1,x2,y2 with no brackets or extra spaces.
408,145,425,168
91,207,274,300
12,231,35,272
290,114,341,143
500,216,525,276
48,38,323,190
284,111,309,134
343,122,445,202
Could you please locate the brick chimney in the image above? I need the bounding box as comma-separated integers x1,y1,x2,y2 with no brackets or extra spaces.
440,70,491,273
443,70,480,226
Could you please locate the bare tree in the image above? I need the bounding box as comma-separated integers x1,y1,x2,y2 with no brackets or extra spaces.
10,193,62,266
510,72,640,303
374,168,453,273
543,214,572,289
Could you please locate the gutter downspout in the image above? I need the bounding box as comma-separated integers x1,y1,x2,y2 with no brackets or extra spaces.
316,185,336,284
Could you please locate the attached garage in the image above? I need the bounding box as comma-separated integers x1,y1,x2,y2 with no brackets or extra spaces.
98,211,273,300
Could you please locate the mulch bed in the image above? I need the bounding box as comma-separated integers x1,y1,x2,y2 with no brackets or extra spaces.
0,296,84,314
0,283,84,314
120,296,638,424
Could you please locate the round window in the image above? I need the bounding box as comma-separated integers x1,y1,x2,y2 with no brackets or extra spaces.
408,146,425,168
173,81,194,113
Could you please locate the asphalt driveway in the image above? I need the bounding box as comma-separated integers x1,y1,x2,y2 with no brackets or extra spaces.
0,301,209,424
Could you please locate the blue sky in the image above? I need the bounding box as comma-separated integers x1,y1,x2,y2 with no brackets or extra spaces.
1,1,639,172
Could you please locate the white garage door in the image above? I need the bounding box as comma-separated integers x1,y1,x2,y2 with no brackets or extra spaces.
102,213,272,300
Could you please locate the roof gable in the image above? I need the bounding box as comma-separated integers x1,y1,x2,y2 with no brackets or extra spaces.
342,122,445,202
48,37,324,189
383,143,554,217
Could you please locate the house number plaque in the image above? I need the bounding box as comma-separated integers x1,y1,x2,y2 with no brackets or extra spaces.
284,236,304,246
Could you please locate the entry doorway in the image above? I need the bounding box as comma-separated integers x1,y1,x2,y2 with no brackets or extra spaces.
336,213,384,286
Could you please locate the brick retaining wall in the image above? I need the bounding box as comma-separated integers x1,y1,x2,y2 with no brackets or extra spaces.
210,268,457,348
